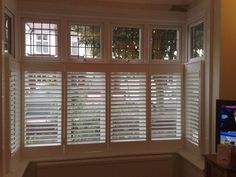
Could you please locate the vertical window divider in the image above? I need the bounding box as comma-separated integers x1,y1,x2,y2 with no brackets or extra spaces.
4,58,11,170
146,67,152,142
62,65,67,152
181,66,185,142
21,66,25,150
106,72,111,151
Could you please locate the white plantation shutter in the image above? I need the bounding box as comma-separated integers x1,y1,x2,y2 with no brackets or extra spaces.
185,71,200,146
24,71,62,147
110,72,146,142
10,70,21,154
151,73,182,140
67,72,106,144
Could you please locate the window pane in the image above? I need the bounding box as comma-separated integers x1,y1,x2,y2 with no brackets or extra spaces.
24,71,62,147
25,22,58,57
4,14,12,54
152,29,178,60
190,22,204,58
110,72,146,142
67,72,106,144
112,26,140,60
70,24,101,59
151,73,182,140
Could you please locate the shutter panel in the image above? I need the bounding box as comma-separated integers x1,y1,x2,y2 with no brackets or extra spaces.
186,72,200,146
67,72,106,144
24,71,62,147
151,73,182,140
10,70,21,154
111,72,146,142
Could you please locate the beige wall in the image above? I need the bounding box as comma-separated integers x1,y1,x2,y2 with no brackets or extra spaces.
180,157,204,177
220,0,236,99
5,0,17,13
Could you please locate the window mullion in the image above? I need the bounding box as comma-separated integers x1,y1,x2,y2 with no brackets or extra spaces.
146,71,152,142
106,72,111,150
62,67,67,151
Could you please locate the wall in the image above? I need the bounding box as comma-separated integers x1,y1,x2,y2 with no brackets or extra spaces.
179,157,204,177
220,0,236,99
22,154,205,177
22,154,181,177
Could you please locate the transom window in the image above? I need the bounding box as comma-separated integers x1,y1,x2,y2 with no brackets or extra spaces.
112,26,141,61
70,24,101,59
25,22,58,57
151,28,179,61
190,22,204,58
4,13,12,54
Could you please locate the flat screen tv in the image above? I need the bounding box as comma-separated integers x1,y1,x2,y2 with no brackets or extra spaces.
216,99,236,150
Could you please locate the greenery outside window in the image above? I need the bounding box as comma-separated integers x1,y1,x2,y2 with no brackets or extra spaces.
190,22,204,58
70,24,101,59
151,28,179,61
112,26,141,61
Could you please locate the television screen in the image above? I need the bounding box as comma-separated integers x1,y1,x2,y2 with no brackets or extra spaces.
216,99,236,147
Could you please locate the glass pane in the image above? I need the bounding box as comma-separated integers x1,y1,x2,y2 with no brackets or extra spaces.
190,22,204,58
70,24,101,59
152,29,178,60
24,22,58,57
112,26,140,60
4,14,12,54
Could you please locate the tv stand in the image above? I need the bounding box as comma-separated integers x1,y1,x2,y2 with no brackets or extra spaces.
205,154,236,177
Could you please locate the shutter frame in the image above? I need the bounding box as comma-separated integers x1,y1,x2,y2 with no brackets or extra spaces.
110,72,146,142
151,73,182,140
67,72,106,144
24,71,62,147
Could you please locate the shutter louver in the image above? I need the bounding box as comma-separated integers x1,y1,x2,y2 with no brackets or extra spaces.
151,73,182,140
24,71,62,147
111,72,146,142
67,72,106,144
10,70,21,154
186,72,200,146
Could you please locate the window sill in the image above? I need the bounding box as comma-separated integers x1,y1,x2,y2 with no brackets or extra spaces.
6,160,29,177
178,150,205,170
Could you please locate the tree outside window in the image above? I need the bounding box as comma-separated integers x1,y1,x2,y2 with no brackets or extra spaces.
112,26,141,60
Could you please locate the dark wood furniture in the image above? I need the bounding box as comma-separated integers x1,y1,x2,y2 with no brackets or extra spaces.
205,154,236,177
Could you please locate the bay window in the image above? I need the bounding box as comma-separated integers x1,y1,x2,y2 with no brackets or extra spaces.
8,18,205,158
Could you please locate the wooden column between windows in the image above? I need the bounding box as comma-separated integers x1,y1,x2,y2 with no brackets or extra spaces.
0,0,5,176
